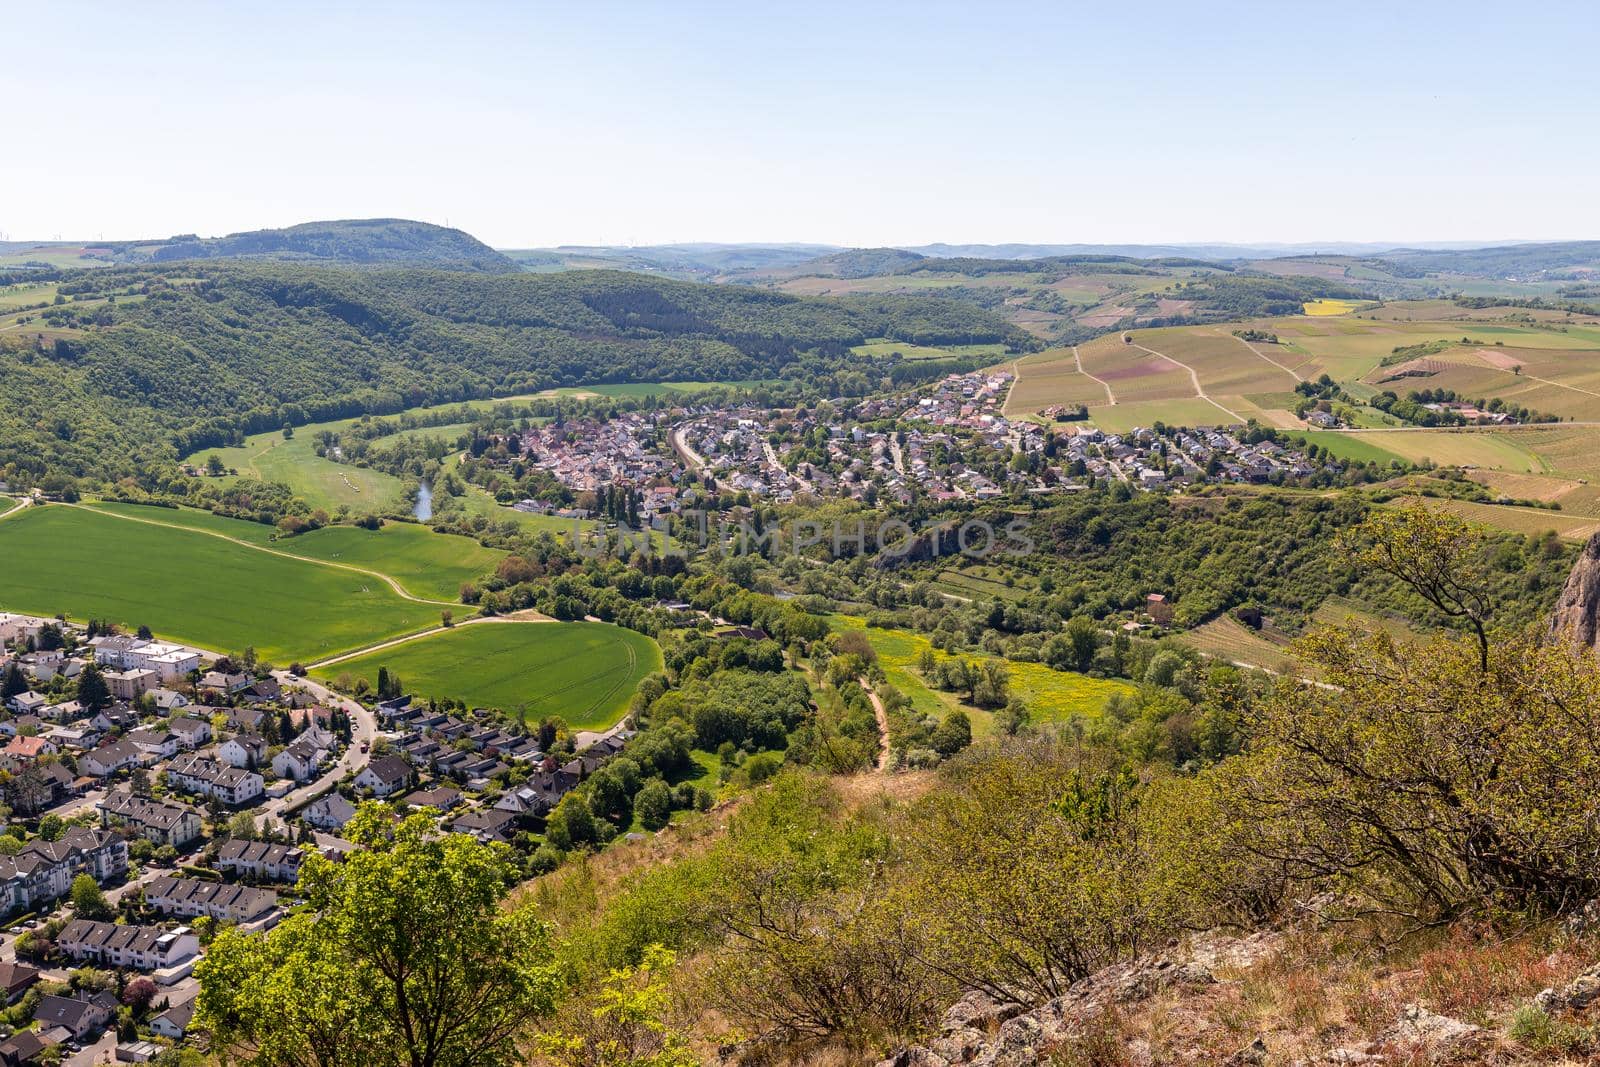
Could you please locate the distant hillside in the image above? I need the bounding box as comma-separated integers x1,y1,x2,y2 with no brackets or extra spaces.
774,247,929,279
0,262,1027,485
501,243,838,278
112,219,520,273
1377,241,1600,281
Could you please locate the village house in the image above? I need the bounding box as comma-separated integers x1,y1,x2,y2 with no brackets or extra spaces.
200,670,252,696
165,754,264,806
5,690,46,716
149,687,190,712
168,715,212,749
216,839,302,882
0,961,39,1005
271,734,330,782
302,793,357,831
355,755,413,796
2,735,56,761
80,738,146,778
149,1000,195,1041
218,733,267,770
98,791,204,848
126,726,180,760
449,807,517,844
32,989,119,1040
144,875,277,923
56,919,200,971
403,785,461,812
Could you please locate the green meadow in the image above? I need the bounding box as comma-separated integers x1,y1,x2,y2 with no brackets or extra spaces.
83,502,504,602
0,505,441,662
314,621,662,731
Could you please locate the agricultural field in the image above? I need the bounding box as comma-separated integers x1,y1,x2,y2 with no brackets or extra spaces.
0,504,441,662
78,502,503,601
1394,496,1598,541
313,621,661,731
1180,616,1303,676
266,522,504,602
1332,430,1543,470
0,282,57,309
1004,347,1113,413
1088,399,1240,434
1302,298,1369,316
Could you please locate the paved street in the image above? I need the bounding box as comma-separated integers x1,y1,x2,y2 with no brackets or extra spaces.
262,670,377,820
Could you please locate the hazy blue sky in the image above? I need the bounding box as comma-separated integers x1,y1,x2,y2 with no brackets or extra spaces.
3,1,1596,247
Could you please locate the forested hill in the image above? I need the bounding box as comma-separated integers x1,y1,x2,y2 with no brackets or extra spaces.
105,219,521,273
0,263,1027,487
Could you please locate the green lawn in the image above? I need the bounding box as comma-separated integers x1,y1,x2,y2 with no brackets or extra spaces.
0,505,441,662
270,522,504,602
313,621,661,731
193,430,411,514
84,502,502,601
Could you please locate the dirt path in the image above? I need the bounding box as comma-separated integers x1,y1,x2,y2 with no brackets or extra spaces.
861,677,892,772
1123,332,1246,423
1072,345,1117,405
65,501,458,606
304,611,553,671
1225,330,1304,384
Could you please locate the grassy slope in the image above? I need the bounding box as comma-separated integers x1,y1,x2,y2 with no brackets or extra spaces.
312,621,661,731
84,502,503,600
269,522,505,602
0,505,439,662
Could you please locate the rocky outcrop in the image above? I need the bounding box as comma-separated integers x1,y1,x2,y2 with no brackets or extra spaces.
1533,961,1600,1013
874,942,1245,1067
1548,530,1600,649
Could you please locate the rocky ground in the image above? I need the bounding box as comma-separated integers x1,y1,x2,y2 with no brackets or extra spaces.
872,919,1600,1066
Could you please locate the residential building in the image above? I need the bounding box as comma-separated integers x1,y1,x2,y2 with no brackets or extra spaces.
2,735,55,761
0,613,50,647
105,668,158,701
219,733,266,770
271,734,329,782
98,791,204,848
216,839,302,882
56,919,199,971
126,727,180,760
355,755,412,796
0,829,128,915
32,990,118,1040
302,793,357,831
165,754,264,806
123,642,200,683
80,739,146,778
168,716,212,750
149,1000,194,1041
144,875,277,923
